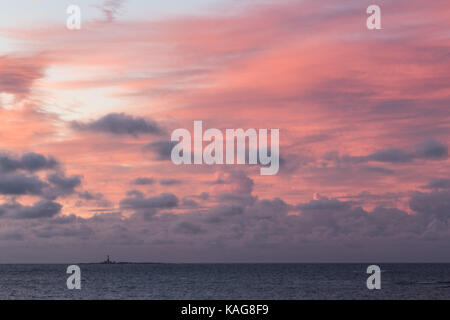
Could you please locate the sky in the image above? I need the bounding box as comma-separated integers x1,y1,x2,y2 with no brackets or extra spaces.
0,0,449,263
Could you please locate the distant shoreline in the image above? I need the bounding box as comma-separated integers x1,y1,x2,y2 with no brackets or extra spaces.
79,262,165,265
1,262,450,265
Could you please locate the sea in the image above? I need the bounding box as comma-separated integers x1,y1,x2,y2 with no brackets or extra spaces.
0,263,449,300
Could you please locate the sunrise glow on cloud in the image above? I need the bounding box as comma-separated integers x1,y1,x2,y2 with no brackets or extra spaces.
0,0,449,262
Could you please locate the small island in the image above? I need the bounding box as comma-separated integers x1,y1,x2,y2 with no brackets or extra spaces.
79,255,164,265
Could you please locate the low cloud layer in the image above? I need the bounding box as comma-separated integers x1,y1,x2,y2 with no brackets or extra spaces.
1,166,450,262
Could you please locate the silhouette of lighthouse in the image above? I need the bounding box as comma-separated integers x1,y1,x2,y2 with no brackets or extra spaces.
103,255,114,264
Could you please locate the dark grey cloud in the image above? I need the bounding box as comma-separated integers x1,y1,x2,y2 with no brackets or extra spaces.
173,221,205,235
121,192,179,210
72,113,163,136
415,138,448,160
422,178,450,190
144,140,177,160
0,173,47,195
296,198,352,211
181,198,199,208
367,148,415,163
0,155,83,200
131,177,155,185
21,153,59,171
126,189,144,197
120,192,179,219
182,192,209,206
160,179,182,186
369,138,448,162
0,151,82,225
278,154,307,174
50,214,79,224
198,192,209,200
338,191,406,209
35,223,93,239
0,200,62,219
78,191,104,200
46,173,82,198
77,191,112,208
204,205,244,224
216,193,256,207
410,190,450,220
211,171,256,206
211,171,254,191
0,152,58,173
327,138,448,165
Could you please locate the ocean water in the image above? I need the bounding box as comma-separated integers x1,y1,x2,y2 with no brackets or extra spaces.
0,263,449,300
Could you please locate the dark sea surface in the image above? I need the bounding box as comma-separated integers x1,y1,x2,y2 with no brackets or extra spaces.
0,263,449,299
